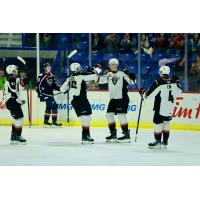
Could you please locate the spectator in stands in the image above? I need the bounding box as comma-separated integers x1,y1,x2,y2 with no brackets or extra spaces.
141,34,150,49
189,53,200,91
190,33,200,53
40,33,56,49
168,33,184,54
120,33,137,54
25,33,36,47
92,33,104,53
155,33,169,53
104,33,120,53
190,53,200,76
71,33,80,49
0,69,6,89
174,53,185,79
20,71,33,89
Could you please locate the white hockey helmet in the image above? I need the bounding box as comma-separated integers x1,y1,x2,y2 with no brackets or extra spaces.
70,62,82,72
159,65,170,76
6,65,18,75
109,58,119,67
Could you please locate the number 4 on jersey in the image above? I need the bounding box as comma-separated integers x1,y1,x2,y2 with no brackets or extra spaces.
168,90,174,103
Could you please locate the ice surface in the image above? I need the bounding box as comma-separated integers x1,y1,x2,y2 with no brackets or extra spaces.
0,126,200,166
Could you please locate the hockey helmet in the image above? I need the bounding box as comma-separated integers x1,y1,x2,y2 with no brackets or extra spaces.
70,62,82,73
159,65,170,76
6,65,19,75
109,58,119,67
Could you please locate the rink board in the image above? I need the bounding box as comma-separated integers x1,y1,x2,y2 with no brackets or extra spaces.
0,90,200,131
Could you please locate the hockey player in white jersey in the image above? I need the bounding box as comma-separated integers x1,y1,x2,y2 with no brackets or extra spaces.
143,65,182,149
2,65,27,144
98,58,136,143
60,62,102,144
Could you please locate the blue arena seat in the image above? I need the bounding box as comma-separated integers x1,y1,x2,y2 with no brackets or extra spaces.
71,52,87,63
76,41,89,50
102,53,118,63
119,53,135,63
152,53,167,62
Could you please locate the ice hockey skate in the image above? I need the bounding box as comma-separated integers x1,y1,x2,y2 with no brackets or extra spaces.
81,132,94,144
52,121,62,128
10,132,26,145
148,140,161,149
117,130,131,143
161,140,168,149
43,120,52,128
106,130,117,143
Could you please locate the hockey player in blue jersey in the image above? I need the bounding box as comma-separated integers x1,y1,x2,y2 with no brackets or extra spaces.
36,63,62,127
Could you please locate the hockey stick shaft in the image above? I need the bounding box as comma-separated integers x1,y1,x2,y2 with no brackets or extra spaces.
17,56,31,128
135,94,143,142
26,87,31,128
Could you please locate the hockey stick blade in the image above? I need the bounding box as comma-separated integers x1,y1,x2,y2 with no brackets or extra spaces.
68,49,77,59
17,56,26,65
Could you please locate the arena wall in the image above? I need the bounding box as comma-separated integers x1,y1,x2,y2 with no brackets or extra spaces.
0,90,200,131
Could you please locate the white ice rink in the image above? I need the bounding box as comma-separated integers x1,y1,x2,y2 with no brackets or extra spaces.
0,126,200,166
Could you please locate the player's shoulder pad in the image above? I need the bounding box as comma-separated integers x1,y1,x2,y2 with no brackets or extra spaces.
38,73,44,78
80,72,90,75
8,75,16,82
50,72,55,77
154,79,161,86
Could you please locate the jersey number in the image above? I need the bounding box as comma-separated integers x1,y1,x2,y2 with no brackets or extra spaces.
168,90,174,103
70,81,77,89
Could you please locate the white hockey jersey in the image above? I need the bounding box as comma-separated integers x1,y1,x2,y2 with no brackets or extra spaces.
2,75,23,103
60,72,99,98
98,70,134,99
145,78,182,117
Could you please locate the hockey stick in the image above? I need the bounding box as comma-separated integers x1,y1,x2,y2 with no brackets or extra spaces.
54,90,69,96
17,56,31,128
66,49,77,123
135,55,153,142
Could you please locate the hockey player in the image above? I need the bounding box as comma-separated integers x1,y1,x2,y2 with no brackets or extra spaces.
60,62,102,144
2,65,26,144
36,63,62,127
98,58,136,143
142,65,182,149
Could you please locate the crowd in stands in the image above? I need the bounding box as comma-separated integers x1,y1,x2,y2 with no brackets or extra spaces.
0,33,199,91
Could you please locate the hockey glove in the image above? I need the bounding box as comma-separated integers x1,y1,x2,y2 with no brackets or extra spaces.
38,94,44,102
172,75,180,82
129,73,136,81
16,98,26,105
139,88,147,95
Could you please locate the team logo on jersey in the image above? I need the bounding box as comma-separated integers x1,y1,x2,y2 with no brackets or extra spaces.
112,76,119,85
47,78,53,86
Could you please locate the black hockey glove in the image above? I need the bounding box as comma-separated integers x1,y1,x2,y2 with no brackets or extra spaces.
129,73,136,81
172,75,180,82
38,94,48,102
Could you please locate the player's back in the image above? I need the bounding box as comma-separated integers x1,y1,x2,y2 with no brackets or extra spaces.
146,78,182,117
68,74,87,98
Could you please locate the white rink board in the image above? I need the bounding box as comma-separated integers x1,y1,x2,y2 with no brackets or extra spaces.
0,90,200,128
